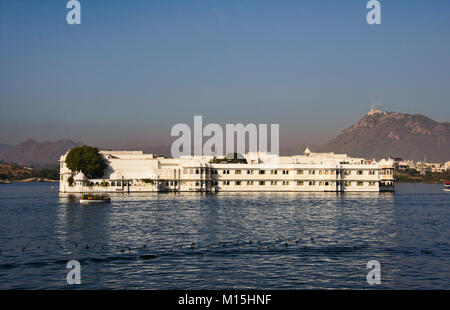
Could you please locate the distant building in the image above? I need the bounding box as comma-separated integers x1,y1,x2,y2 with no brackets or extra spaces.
398,160,416,170
367,107,384,116
416,162,446,174
59,148,395,193
388,157,403,170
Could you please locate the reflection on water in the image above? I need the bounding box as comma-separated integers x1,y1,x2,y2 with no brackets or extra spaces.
56,197,111,252
0,183,448,289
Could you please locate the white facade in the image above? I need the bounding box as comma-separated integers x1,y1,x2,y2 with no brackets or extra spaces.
59,149,395,193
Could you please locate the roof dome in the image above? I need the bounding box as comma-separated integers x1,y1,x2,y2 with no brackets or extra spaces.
109,171,123,179
304,147,311,155
74,172,88,181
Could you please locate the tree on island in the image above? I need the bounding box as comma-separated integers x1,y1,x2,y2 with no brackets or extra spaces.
65,146,107,179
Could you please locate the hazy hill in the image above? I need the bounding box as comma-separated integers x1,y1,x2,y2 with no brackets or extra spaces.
0,139,83,168
0,143,13,159
320,110,450,162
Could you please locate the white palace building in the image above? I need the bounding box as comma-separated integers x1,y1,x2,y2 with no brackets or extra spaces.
59,148,395,193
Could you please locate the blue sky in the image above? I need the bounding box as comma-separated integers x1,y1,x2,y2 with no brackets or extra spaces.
1,0,449,148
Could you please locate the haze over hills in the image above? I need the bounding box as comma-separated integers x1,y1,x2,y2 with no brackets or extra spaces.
0,143,13,159
0,139,83,168
120,145,172,157
320,109,450,162
1,109,449,167
282,143,321,156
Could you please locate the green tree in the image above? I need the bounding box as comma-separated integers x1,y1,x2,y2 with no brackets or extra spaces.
65,146,107,179
32,168,59,180
209,153,247,164
68,175,74,186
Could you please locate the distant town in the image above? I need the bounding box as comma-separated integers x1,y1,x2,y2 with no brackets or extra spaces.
390,158,450,183
393,158,449,174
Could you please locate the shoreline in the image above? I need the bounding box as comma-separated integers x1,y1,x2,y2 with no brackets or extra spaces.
395,171,449,184
0,178,59,184
395,177,448,184
395,179,445,184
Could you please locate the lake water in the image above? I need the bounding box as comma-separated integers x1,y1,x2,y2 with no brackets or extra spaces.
0,182,448,289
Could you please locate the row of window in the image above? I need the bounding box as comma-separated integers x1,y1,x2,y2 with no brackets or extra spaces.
84,181,131,187
84,180,378,188
78,180,379,189
186,169,378,175
208,181,378,187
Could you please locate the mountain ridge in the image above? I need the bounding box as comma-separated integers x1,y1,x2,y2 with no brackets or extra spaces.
319,110,450,162
0,139,83,168
0,143,13,159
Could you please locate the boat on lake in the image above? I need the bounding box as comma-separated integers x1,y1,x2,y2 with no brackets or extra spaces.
80,194,111,203
443,181,450,192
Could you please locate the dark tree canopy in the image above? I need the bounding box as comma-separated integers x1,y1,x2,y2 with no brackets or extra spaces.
65,146,107,179
209,153,247,164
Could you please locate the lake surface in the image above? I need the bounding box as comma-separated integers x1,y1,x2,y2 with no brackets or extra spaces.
0,182,448,289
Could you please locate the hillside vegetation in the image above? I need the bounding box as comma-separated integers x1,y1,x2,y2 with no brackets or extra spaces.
0,164,59,181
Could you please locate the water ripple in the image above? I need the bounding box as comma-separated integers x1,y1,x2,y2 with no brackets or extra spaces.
0,182,449,289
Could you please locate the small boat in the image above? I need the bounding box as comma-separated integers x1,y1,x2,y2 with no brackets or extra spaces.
443,181,450,192
80,194,111,203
